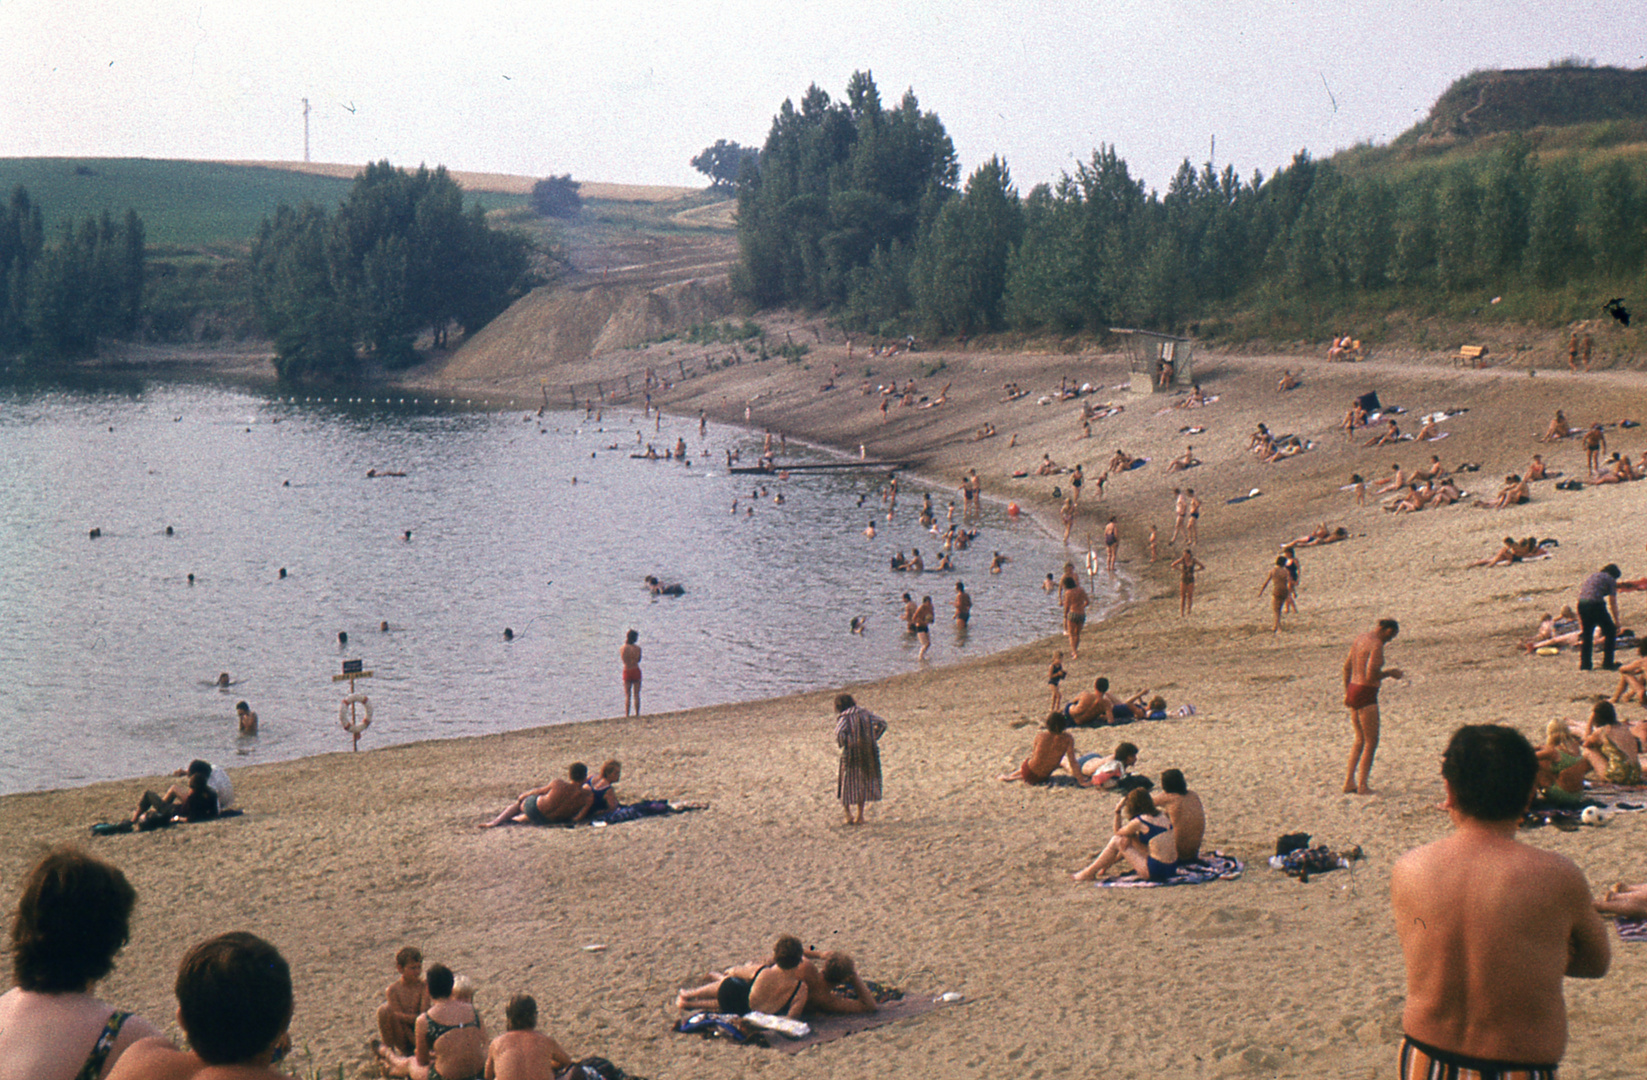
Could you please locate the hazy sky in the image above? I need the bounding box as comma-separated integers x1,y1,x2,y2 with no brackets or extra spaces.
4,1,1642,194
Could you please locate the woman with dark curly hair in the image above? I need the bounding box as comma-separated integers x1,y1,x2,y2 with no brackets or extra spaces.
0,846,164,1080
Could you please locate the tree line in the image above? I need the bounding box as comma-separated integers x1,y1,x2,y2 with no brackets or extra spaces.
730,73,1647,339
250,162,534,381
0,188,145,361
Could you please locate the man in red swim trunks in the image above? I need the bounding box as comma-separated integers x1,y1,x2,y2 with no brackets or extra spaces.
1343,618,1402,794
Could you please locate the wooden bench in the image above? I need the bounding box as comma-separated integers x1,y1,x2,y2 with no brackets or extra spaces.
1456,344,1489,368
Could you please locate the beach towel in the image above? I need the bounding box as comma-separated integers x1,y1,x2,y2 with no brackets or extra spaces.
676,990,953,1053
1093,851,1243,888
772,995,951,1054
91,809,245,835
589,800,705,827
1614,918,1647,942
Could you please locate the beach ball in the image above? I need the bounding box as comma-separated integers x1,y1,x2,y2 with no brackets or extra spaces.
1007,502,1020,517
1581,806,1606,826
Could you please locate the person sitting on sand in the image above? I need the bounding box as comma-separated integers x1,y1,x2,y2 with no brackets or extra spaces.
377,963,487,1080
795,948,879,1015
584,760,622,814
1277,369,1300,391
1608,641,1647,708
1248,423,1275,455
484,994,575,1080
1582,701,1642,785
1526,454,1553,480
1072,787,1177,882
1534,717,1591,806
1174,383,1207,409
1036,453,1060,476
998,712,1089,785
1341,402,1367,436
1107,448,1135,473
673,935,810,1018
481,764,596,827
1363,418,1401,447
1260,434,1307,463
1167,445,1201,472
1386,483,1433,514
377,947,432,1058
1153,768,1206,863
1475,474,1529,509
1540,409,1571,443
132,765,218,828
1414,416,1442,441
1076,741,1139,788
106,933,294,1080
1373,463,1406,494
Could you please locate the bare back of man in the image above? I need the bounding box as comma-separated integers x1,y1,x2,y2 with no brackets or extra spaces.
1065,686,1106,727
1392,816,1608,1067
487,1029,573,1080
1154,789,1205,862
1343,620,1401,794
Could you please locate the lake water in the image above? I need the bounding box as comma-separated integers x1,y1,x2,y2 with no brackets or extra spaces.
0,373,1111,794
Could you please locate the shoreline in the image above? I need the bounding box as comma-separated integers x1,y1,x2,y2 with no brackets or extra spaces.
7,340,1647,1077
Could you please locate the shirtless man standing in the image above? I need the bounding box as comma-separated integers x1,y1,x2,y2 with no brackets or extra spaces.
1171,488,1188,544
620,630,642,716
1391,724,1609,1077
1061,575,1089,659
1343,618,1402,794
913,595,935,660
1258,556,1293,633
1582,423,1607,476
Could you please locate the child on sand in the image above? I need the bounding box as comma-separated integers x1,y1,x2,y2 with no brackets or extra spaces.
376,946,432,1056
1047,652,1067,711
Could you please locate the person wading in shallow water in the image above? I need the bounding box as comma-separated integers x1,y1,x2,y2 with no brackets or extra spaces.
621,629,642,716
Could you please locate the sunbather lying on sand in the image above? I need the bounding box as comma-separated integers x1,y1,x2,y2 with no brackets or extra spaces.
1291,524,1349,547
998,712,1088,785
674,938,879,1017
481,763,595,827
1469,536,1547,568
1522,625,1631,655
674,936,810,1018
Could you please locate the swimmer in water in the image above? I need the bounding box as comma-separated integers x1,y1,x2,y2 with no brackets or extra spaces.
236,701,257,735
215,673,231,688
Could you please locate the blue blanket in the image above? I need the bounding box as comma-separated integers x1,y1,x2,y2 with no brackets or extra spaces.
1093,851,1243,888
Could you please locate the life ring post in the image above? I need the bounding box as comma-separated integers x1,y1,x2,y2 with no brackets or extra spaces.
332,659,375,750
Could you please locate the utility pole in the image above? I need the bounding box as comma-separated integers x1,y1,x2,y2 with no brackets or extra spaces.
303,98,311,162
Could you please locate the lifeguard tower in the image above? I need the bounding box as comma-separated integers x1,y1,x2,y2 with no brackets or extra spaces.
1112,328,1194,395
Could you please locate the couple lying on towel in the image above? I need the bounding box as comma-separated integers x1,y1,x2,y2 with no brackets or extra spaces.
1072,770,1207,883
481,761,622,827
675,936,879,1019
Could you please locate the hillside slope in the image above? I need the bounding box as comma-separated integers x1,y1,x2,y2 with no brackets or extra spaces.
1413,65,1647,144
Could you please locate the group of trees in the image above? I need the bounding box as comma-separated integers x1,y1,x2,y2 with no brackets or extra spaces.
250,162,533,381
730,74,1647,339
0,188,145,360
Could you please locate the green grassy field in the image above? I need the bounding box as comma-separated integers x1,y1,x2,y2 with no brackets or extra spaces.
0,158,527,251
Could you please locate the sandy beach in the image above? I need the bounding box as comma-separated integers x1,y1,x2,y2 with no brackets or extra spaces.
7,337,1647,1079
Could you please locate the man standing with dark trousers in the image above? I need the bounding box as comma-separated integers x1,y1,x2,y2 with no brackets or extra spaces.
1576,564,1621,671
